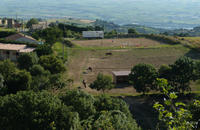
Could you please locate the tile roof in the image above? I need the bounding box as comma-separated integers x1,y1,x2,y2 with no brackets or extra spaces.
0,43,35,52
0,43,26,51
5,33,36,41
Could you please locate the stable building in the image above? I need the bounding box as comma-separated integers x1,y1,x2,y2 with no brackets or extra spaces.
82,31,104,39
112,71,131,84
0,43,35,61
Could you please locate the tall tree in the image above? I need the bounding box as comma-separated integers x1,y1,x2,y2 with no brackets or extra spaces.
169,56,195,92
90,73,114,92
39,55,65,74
129,63,158,94
26,18,39,28
17,52,38,70
6,70,32,94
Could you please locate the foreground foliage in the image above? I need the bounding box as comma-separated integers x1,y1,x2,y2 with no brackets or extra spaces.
0,90,141,130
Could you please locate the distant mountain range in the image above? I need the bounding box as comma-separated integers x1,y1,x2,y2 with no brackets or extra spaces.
1,0,200,29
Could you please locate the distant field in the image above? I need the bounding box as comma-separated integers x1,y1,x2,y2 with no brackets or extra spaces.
50,38,200,95
182,37,200,48
73,38,163,47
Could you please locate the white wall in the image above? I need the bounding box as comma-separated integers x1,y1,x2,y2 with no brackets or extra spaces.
82,31,104,38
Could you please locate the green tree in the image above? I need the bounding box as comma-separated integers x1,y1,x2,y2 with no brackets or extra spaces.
0,74,5,95
0,91,81,130
169,56,195,92
189,100,200,129
93,110,141,130
39,55,66,74
26,18,39,28
95,94,133,120
40,27,63,45
128,28,138,34
6,70,32,94
0,74,3,88
158,64,172,80
17,52,38,70
90,73,114,92
0,59,17,80
61,90,96,120
30,64,51,91
35,44,53,57
129,63,158,94
154,78,195,129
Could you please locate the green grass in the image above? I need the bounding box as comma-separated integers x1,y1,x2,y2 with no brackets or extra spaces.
0,27,16,32
52,42,69,61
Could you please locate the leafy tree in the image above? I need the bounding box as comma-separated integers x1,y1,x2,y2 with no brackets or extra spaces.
0,74,3,88
95,94,133,120
129,63,158,94
128,28,138,34
61,90,96,120
40,27,63,45
0,74,5,95
0,59,17,80
17,52,38,70
6,70,32,94
0,91,81,130
39,55,66,74
26,18,39,28
194,60,200,80
188,100,200,129
154,78,196,129
169,56,195,92
158,64,172,80
30,64,51,91
65,30,73,38
35,44,53,57
49,74,66,89
90,73,114,92
93,110,141,130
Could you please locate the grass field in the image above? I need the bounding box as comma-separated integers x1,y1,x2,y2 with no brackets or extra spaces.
52,38,200,95
181,37,200,48
58,38,199,95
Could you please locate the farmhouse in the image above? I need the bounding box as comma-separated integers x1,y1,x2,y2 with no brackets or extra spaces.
112,71,131,84
5,33,39,44
31,22,49,31
82,31,104,38
0,43,35,61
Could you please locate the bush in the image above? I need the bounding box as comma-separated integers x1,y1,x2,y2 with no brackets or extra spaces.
0,91,81,130
61,90,96,120
18,52,38,70
39,55,66,74
34,44,53,57
6,70,32,94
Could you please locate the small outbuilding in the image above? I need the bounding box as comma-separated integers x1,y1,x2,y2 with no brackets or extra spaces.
112,71,131,84
82,31,104,39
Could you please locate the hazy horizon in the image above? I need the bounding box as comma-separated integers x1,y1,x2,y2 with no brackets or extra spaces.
0,0,200,28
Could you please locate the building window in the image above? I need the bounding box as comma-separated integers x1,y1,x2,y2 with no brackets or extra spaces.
6,51,10,55
16,52,19,56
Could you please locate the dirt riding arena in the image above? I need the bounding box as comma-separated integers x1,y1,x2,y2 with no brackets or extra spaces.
72,38,163,47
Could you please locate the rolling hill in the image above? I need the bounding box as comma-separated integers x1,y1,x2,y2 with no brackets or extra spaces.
0,0,200,29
